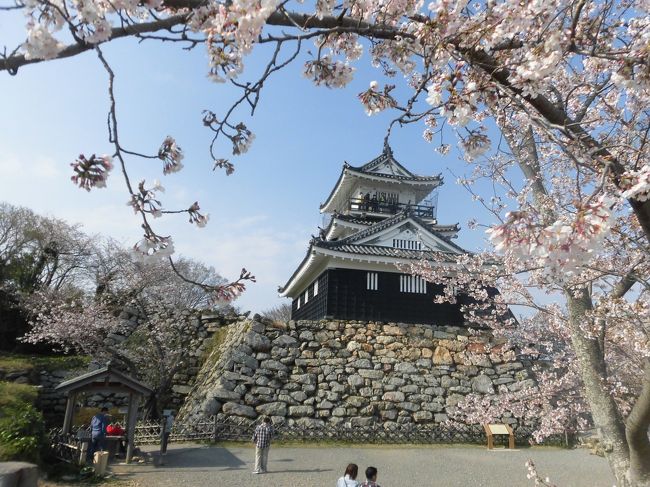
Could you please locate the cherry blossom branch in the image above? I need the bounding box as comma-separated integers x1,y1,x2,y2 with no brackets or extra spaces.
203,37,302,162
91,50,240,299
167,258,255,303
0,15,189,74
459,47,650,241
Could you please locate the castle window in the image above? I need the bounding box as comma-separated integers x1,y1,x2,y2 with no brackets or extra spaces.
297,295,301,309
393,239,422,250
400,274,426,294
304,290,309,304
366,272,379,290
313,279,319,296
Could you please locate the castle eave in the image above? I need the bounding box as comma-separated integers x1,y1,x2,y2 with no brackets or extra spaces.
320,167,443,214
279,243,461,298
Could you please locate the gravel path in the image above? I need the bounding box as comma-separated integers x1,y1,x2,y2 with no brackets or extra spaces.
111,443,615,487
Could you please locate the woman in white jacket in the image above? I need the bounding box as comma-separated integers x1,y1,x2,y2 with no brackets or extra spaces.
336,463,359,487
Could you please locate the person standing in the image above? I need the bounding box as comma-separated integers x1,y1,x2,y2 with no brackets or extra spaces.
359,466,381,487
252,416,274,474
336,463,359,487
161,410,175,455
86,407,109,463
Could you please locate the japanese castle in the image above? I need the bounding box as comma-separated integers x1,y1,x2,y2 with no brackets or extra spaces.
279,146,469,325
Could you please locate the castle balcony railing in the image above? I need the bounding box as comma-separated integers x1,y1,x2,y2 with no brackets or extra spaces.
348,198,436,220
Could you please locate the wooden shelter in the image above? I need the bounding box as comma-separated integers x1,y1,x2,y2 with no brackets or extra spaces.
55,363,152,463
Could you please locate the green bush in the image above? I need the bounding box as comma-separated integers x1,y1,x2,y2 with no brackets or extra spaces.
0,403,45,462
0,381,45,463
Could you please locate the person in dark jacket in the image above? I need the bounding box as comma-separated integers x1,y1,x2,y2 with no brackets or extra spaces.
86,407,109,463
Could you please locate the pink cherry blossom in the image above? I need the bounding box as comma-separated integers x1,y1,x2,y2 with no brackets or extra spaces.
70,153,113,191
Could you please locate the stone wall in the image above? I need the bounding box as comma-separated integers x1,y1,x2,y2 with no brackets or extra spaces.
179,318,535,428
168,313,248,408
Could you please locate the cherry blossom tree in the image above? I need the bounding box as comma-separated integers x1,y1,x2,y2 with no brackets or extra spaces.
22,239,235,414
0,203,101,350
0,202,97,293
24,292,202,415
2,0,650,484
407,115,649,485
0,203,233,412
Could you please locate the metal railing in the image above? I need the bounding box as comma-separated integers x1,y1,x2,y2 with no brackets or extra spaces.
348,198,436,219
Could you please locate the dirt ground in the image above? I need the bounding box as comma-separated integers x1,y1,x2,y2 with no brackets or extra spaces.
95,442,617,487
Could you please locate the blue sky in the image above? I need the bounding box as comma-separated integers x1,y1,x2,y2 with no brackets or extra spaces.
0,17,501,312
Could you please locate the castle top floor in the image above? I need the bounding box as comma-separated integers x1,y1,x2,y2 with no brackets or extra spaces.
319,146,443,221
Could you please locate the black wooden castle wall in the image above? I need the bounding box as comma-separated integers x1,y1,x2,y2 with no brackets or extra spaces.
291,269,465,325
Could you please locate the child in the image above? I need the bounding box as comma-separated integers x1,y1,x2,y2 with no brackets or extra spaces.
359,466,381,487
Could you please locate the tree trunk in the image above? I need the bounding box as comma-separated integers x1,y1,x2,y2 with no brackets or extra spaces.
566,288,632,486
626,360,650,486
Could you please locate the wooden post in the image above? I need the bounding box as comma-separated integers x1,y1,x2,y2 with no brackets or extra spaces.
62,392,76,435
125,393,138,464
483,424,493,449
79,440,88,464
507,425,515,449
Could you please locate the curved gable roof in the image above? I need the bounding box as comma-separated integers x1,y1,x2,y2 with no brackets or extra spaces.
320,165,443,213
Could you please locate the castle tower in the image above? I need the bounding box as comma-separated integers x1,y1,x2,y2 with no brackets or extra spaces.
279,146,468,325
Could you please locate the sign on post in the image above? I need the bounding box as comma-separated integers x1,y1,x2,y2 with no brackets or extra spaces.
483,423,515,449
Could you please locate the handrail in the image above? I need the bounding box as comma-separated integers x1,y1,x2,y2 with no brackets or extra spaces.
348,198,436,219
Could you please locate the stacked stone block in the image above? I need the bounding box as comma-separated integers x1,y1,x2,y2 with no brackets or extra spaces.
179,318,535,429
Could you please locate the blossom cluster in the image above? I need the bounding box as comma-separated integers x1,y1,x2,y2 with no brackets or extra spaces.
486,195,615,277
70,153,113,191
128,179,164,218
158,136,184,175
358,81,397,116
22,0,162,60
211,268,255,303
213,158,235,175
621,164,650,202
231,123,255,155
188,201,209,227
189,0,279,83
303,56,355,88
133,232,175,261
460,130,490,161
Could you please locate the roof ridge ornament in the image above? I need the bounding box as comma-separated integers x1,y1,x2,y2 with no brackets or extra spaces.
383,140,393,157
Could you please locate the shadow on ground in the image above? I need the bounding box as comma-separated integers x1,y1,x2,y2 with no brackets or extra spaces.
154,446,246,469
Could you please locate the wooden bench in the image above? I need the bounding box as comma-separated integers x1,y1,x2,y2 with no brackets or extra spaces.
483,423,515,449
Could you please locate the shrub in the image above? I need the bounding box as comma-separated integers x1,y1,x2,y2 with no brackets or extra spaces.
0,381,45,463
0,403,45,462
